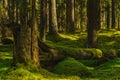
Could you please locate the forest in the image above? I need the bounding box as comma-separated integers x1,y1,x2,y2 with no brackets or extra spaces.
0,0,120,80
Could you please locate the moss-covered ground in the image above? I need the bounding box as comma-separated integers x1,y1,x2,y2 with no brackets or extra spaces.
1,29,120,80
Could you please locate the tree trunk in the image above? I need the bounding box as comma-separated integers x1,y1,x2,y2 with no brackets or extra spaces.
40,0,47,42
87,0,100,48
66,0,75,33
31,0,40,67
13,0,40,68
118,17,120,29
49,0,58,35
106,2,110,29
1,0,9,39
79,0,86,32
111,0,116,28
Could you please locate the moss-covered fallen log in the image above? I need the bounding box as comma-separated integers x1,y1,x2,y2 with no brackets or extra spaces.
38,40,103,61
38,39,65,61
56,46,103,59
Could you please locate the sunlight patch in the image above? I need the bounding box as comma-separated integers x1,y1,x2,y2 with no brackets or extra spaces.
106,41,116,46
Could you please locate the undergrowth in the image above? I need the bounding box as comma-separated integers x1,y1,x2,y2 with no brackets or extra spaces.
0,29,120,79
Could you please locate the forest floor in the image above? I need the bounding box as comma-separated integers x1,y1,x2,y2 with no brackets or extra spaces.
0,29,120,80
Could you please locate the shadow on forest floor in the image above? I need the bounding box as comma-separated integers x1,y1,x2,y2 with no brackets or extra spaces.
0,45,13,75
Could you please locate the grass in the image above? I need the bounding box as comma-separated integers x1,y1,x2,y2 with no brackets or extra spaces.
1,29,120,79
92,58,120,80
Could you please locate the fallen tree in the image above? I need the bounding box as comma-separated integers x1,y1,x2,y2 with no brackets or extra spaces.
38,40,103,61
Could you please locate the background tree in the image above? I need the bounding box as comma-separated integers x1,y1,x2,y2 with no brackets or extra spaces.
0,0,10,39
40,0,47,42
111,0,116,28
49,0,58,35
79,0,87,31
66,0,75,33
106,0,111,29
57,0,66,32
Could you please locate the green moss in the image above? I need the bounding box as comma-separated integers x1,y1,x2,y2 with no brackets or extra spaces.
93,58,120,79
56,46,103,59
47,34,66,42
92,49,103,58
1,68,44,80
1,29,120,79
53,57,92,77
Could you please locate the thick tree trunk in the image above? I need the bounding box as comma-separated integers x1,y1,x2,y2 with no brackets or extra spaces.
13,0,40,68
87,0,100,48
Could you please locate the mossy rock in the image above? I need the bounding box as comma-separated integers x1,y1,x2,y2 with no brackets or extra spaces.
91,49,103,58
1,37,13,45
53,57,91,77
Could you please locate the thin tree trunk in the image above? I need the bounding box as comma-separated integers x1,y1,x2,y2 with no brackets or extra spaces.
118,17,120,29
31,0,40,67
49,0,58,35
40,0,47,42
66,0,75,33
111,0,116,28
106,2,110,29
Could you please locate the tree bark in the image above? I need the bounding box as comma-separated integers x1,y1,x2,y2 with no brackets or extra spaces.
40,0,47,42
49,0,58,35
87,0,100,48
13,0,40,68
111,0,116,28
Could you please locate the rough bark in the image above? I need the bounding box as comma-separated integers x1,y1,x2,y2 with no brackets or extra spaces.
12,0,40,68
31,0,40,66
